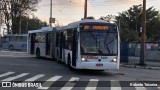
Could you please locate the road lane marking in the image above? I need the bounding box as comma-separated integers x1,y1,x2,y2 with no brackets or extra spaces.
25,74,45,81
0,72,15,78
37,75,62,90
85,79,99,90
1,73,29,81
60,77,79,90
110,80,121,90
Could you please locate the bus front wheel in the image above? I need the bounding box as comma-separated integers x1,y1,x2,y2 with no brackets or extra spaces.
9,45,14,50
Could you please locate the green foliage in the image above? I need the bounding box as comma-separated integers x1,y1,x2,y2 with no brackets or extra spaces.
86,16,95,20
100,15,116,22
28,17,48,30
118,4,160,42
146,7,160,41
1,0,41,34
21,17,48,34
120,28,139,41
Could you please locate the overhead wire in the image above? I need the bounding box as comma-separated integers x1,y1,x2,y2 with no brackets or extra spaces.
47,0,159,25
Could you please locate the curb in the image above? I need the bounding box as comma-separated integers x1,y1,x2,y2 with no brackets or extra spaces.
121,64,160,70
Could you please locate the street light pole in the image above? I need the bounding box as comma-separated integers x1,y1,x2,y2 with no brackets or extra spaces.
140,0,146,66
117,16,121,34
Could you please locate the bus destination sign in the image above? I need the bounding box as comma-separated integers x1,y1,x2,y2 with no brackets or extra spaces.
81,25,109,31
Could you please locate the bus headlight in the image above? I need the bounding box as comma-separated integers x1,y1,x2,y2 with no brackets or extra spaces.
112,58,117,62
81,57,87,62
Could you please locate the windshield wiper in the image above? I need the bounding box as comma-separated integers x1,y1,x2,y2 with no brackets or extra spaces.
103,30,110,54
104,34,117,54
105,33,117,46
98,49,103,54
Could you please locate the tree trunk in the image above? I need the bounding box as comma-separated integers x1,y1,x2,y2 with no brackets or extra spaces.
19,15,21,34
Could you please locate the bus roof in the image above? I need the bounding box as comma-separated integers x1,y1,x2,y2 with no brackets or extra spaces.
28,27,55,33
57,19,116,30
3,34,27,37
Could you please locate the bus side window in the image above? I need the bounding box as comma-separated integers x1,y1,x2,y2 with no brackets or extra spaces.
16,36,22,41
56,32,60,47
3,37,6,43
65,37,70,50
66,29,73,50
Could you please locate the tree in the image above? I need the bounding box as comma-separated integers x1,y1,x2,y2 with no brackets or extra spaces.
100,15,116,22
27,17,48,31
86,16,95,20
19,16,49,33
146,7,160,41
1,0,40,34
1,0,12,34
81,16,95,20
119,4,160,42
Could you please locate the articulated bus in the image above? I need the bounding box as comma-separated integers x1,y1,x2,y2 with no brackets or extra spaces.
28,19,120,70
28,27,56,58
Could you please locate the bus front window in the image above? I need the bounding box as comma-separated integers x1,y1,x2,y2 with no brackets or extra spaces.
80,31,118,55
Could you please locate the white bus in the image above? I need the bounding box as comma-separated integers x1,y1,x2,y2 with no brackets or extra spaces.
28,27,56,58
2,34,27,50
28,19,120,70
56,19,120,70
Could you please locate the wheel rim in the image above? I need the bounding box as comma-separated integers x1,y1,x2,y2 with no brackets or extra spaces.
9,46,13,50
36,50,40,58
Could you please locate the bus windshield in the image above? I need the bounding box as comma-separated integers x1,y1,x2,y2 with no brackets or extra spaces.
80,30,118,55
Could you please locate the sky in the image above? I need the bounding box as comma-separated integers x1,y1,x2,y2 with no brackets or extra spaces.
33,0,160,26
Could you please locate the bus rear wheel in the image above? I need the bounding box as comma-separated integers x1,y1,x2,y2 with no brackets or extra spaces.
36,49,41,59
9,45,14,50
67,55,74,70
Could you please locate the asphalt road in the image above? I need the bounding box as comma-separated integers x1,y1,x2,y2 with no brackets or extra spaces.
0,50,160,90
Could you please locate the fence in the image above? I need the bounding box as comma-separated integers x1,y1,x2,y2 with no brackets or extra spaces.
121,42,160,67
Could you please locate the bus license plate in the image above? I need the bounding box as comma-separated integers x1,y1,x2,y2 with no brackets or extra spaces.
96,64,103,67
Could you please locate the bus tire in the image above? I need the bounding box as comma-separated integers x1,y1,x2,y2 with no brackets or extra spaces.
36,48,41,59
9,45,14,50
67,55,73,70
67,55,71,67
56,50,60,62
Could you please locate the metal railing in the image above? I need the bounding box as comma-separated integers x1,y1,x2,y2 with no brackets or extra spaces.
121,42,160,68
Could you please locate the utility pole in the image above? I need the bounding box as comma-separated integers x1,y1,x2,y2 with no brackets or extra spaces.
49,0,52,27
84,0,87,19
140,0,146,66
118,16,121,34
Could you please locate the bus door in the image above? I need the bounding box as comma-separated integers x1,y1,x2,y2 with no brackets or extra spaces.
59,32,64,60
46,33,51,55
30,33,36,54
72,30,77,67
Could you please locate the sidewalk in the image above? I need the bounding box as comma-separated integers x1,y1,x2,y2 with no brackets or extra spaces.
0,49,29,58
121,62,160,70
0,47,27,51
